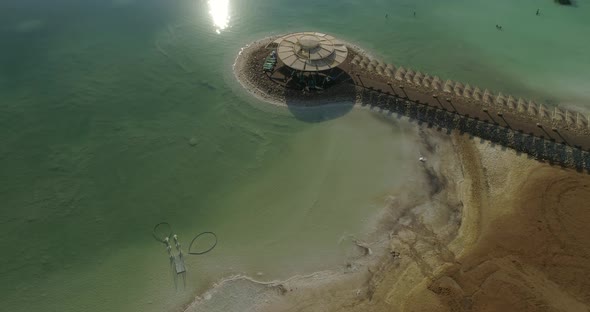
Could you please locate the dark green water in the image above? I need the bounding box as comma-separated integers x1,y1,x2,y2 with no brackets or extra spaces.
1,0,588,311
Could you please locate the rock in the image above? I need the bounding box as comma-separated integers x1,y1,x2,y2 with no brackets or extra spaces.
199,80,217,90
555,0,573,5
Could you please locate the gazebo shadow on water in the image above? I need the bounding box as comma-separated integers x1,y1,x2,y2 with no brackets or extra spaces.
282,69,356,123
285,100,355,123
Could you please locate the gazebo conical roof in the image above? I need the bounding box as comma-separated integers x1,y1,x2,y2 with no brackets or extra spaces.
275,32,348,72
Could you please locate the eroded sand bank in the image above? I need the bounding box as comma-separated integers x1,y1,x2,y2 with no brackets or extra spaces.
234,134,590,312
183,117,467,312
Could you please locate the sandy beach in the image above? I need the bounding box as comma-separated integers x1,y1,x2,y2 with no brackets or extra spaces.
5,2,590,312
183,113,467,312
181,34,590,312
184,126,590,312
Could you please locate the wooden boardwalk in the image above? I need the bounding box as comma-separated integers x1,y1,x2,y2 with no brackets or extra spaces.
350,71,590,151
342,66,590,171
254,41,590,170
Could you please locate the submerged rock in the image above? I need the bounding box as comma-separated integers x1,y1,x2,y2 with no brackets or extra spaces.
188,137,200,146
555,0,573,5
199,80,217,90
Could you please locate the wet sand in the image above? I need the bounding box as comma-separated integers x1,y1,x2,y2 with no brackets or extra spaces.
213,133,590,312
183,116,467,312
219,36,590,312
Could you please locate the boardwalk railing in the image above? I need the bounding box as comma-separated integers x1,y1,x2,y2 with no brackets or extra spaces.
348,54,590,172
350,54,590,134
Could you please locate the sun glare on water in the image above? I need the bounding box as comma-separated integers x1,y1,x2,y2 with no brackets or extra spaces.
208,0,230,33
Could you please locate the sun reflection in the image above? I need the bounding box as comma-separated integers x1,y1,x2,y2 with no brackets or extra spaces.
208,0,230,34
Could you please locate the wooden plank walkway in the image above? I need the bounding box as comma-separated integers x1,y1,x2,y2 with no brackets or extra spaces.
351,73,590,151
347,71,590,172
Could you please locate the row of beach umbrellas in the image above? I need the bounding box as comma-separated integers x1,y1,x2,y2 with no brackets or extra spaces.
350,55,589,129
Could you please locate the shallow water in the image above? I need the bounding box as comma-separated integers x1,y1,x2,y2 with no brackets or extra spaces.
1,0,589,311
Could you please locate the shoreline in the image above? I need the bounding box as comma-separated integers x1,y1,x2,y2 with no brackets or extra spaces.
231,33,590,171
233,34,590,136
232,35,374,108
180,33,590,311
182,125,590,312
182,118,466,312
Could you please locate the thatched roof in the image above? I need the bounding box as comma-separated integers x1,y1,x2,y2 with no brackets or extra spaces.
527,100,539,116
482,89,493,103
404,69,416,83
394,67,406,81
277,32,348,71
453,82,464,96
443,80,454,93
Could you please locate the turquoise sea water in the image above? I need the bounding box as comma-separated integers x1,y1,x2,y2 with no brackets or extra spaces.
1,0,589,311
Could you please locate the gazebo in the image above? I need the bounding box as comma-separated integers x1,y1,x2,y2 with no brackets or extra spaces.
274,32,348,72
270,32,349,89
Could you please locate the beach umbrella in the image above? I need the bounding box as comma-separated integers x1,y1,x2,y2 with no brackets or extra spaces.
277,32,348,72
394,67,406,81
404,69,415,83
413,71,424,85
421,74,431,87
495,92,506,107
443,80,454,93
361,58,370,67
472,87,482,101
566,110,576,127
462,84,472,98
517,98,527,113
431,76,441,90
527,100,538,116
554,107,566,122
506,96,517,110
482,89,493,104
453,82,464,96
385,67,395,77
539,104,551,120
577,113,588,130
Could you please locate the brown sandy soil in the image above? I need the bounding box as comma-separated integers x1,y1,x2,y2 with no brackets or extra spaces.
258,135,590,312
414,142,590,312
